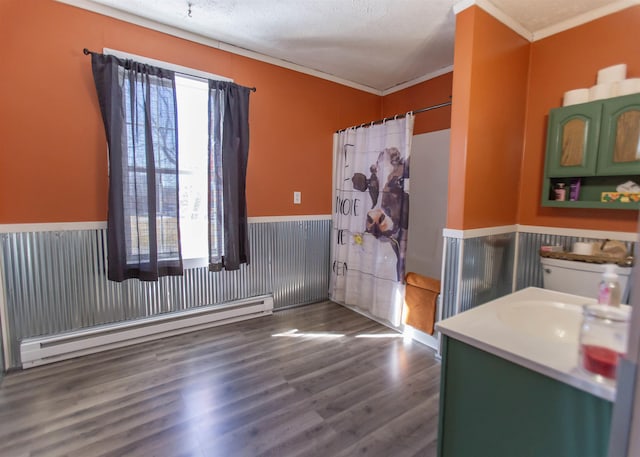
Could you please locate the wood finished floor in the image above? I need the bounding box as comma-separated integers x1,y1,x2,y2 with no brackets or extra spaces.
0,301,441,457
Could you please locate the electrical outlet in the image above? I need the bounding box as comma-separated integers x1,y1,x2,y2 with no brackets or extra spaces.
293,191,301,204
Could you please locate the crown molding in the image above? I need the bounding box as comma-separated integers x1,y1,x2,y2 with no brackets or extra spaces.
453,0,640,43
55,0,383,95
382,65,454,96
453,0,475,15
453,0,532,41
533,0,640,41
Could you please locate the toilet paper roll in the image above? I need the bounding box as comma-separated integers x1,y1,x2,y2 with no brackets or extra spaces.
563,88,590,106
572,242,593,256
589,83,615,101
616,78,640,96
597,64,627,84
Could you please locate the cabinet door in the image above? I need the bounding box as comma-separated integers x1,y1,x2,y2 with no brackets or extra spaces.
545,102,601,177
438,337,613,457
597,94,640,175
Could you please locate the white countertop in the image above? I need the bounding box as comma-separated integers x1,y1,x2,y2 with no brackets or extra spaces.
435,287,628,402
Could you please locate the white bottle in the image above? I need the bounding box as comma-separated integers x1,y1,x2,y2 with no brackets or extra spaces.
597,264,621,307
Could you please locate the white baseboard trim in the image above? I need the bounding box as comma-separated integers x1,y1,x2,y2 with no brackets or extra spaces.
0,221,107,233
248,215,331,223
0,216,332,233
403,325,440,352
443,224,637,241
443,225,517,239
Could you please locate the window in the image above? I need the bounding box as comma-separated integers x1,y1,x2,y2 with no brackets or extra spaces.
175,75,209,263
106,48,233,267
120,67,181,266
91,49,250,281
122,74,209,266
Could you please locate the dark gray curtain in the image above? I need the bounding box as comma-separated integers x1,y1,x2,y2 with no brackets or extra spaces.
91,54,183,282
208,81,251,271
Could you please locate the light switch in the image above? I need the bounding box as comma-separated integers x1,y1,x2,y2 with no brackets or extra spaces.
293,191,301,204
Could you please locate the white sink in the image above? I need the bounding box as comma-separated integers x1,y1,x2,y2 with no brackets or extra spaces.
496,300,583,343
436,287,623,401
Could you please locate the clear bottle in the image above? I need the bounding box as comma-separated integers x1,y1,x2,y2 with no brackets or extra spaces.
597,264,621,307
554,183,566,201
579,304,630,379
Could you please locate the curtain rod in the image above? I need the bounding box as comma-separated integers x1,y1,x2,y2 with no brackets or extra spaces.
336,99,452,133
82,48,257,92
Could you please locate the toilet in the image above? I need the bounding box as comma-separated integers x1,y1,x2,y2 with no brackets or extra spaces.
540,257,633,303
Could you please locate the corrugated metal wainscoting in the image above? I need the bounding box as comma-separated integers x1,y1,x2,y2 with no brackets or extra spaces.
441,232,516,320
441,237,461,321
0,218,330,369
442,229,635,325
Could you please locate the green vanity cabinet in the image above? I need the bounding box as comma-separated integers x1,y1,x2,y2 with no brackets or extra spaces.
437,337,613,457
545,101,602,177
542,93,640,209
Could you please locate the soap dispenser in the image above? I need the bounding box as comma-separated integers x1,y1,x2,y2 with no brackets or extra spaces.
597,264,621,307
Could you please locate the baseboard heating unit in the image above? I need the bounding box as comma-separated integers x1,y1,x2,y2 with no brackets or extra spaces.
20,294,274,369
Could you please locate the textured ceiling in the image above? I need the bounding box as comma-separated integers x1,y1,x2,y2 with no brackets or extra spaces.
487,0,625,33
74,0,637,92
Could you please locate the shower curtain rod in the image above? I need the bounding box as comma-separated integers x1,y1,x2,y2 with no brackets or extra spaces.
336,99,452,133
82,48,257,92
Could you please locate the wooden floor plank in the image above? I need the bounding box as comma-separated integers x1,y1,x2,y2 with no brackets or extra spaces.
0,300,440,457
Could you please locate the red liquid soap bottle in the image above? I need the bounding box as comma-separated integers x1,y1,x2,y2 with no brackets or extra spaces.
579,304,629,379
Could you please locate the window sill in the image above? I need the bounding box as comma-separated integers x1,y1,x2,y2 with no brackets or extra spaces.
183,257,208,270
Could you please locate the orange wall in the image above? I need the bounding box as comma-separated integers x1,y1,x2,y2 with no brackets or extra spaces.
519,6,640,232
0,0,381,223
382,72,453,135
448,6,530,229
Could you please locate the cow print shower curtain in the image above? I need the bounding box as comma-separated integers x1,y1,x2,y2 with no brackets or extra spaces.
330,115,414,326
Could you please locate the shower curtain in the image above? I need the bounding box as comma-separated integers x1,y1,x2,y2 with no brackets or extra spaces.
330,115,414,326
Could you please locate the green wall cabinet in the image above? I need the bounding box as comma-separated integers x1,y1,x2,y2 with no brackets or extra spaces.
437,336,613,457
542,93,640,209
545,101,602,177
597,95,640,175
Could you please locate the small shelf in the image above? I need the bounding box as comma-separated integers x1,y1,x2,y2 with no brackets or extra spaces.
543,200,640,210
542,174,640,210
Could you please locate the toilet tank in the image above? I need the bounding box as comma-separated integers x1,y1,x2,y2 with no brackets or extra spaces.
540,258,632,302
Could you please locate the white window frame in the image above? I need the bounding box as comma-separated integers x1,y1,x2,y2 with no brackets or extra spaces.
103,48,232,83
